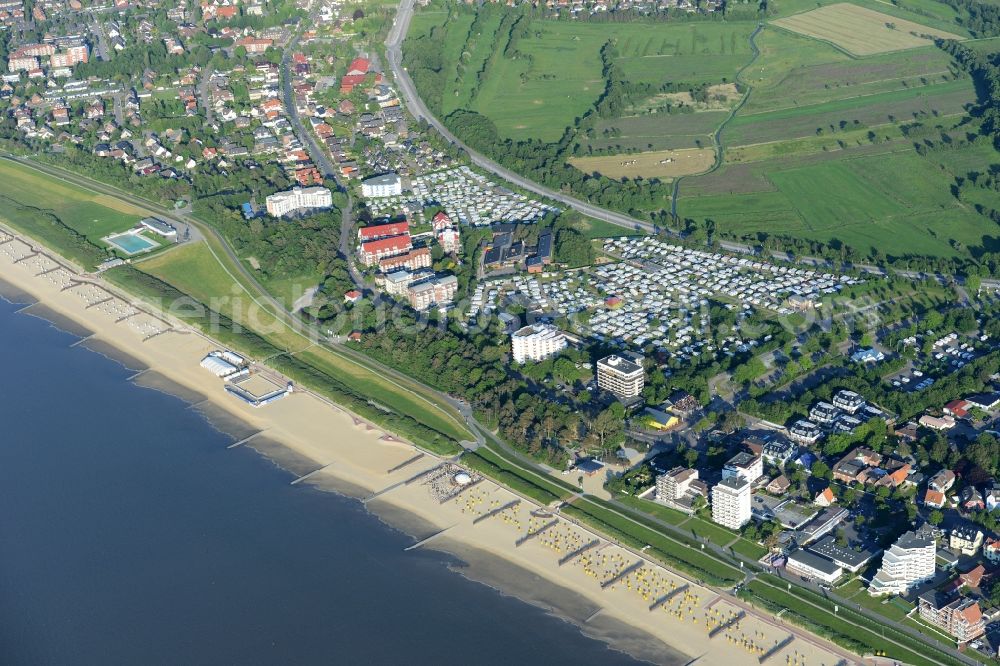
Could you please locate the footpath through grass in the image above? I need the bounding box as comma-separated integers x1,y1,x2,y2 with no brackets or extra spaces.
744,575,966,666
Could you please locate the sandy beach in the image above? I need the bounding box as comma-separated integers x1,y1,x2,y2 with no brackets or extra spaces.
0,229,858,666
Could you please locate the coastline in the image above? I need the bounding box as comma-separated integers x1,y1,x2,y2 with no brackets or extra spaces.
0,230,857,666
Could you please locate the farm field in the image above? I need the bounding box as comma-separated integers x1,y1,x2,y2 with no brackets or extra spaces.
724,123,909,163
586,111,727,152
771,3,964,56
420,13,757,143
569,147,716,179
766,0,969,32
678,150,994,259
0,159,145,244
726,78,975,145
742,43,961,114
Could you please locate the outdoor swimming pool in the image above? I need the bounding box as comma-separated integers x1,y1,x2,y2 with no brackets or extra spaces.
105,232,158,255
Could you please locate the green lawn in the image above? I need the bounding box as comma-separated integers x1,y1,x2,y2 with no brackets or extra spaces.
840,578,914,622
133,241,473,445
617,495,690,525
747,577,965,666
138,242,246,318
0,159,145,243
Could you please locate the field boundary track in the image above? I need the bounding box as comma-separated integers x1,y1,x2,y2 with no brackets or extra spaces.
670,23,764,218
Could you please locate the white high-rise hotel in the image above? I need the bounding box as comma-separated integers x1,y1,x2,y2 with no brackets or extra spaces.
265,186,333,218
511,325,566,363
712,477,751,529
596,354,644,399
869,531,936,596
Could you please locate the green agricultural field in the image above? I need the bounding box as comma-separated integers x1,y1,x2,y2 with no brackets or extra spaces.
728,78,975,145
679,150,995,259
418,12,757,143
587,110,728,152
767,0,969,35
743,44,962,115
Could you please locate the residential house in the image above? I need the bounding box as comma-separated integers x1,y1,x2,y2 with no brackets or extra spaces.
766,475,790,496
814,487,836,507
949,525,984,556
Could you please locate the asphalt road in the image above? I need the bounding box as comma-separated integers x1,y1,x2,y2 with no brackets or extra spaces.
385,3,999,294
281,21,337,178
384,0,657,236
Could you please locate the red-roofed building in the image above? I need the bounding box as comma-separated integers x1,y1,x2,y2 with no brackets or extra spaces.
945,399,970,419
432,211,452,231
295,167,323,186
924,488,946,509
814,487,836,507
876,463,911,489
959,564,986,589
918,594,985,644
361,236,412,266
985,537,1000,563
344,290,362,304
358,220,408,242
346,57,370,75
340,74,366,94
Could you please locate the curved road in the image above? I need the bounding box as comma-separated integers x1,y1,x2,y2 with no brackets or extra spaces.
385,0,657,235
5,155,476,445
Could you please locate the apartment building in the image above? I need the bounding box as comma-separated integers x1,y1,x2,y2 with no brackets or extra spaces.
360,173,402,197
407,275,458,311
722,451,763,484
596,354,644,400
360,235,412,267
869,531,936,596
918,594,986,644
265,186,332,218
379,247,431,273
711,476,751,529
510,324,566,364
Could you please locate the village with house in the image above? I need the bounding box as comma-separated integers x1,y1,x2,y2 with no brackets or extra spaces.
4,0,1000,661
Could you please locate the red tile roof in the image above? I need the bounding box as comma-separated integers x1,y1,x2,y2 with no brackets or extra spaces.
358,220,408,241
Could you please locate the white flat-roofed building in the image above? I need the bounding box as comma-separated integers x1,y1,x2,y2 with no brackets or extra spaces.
786,549,843,584
140,217,176,237
361,173,402,198
265,186,333,218
722,451,763,483
201,353,238,377
712,476,751,529
596,354,644,399
869,530,936,596
511,324,566,363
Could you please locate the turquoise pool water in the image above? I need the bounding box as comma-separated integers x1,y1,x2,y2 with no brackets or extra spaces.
107,233,157,255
